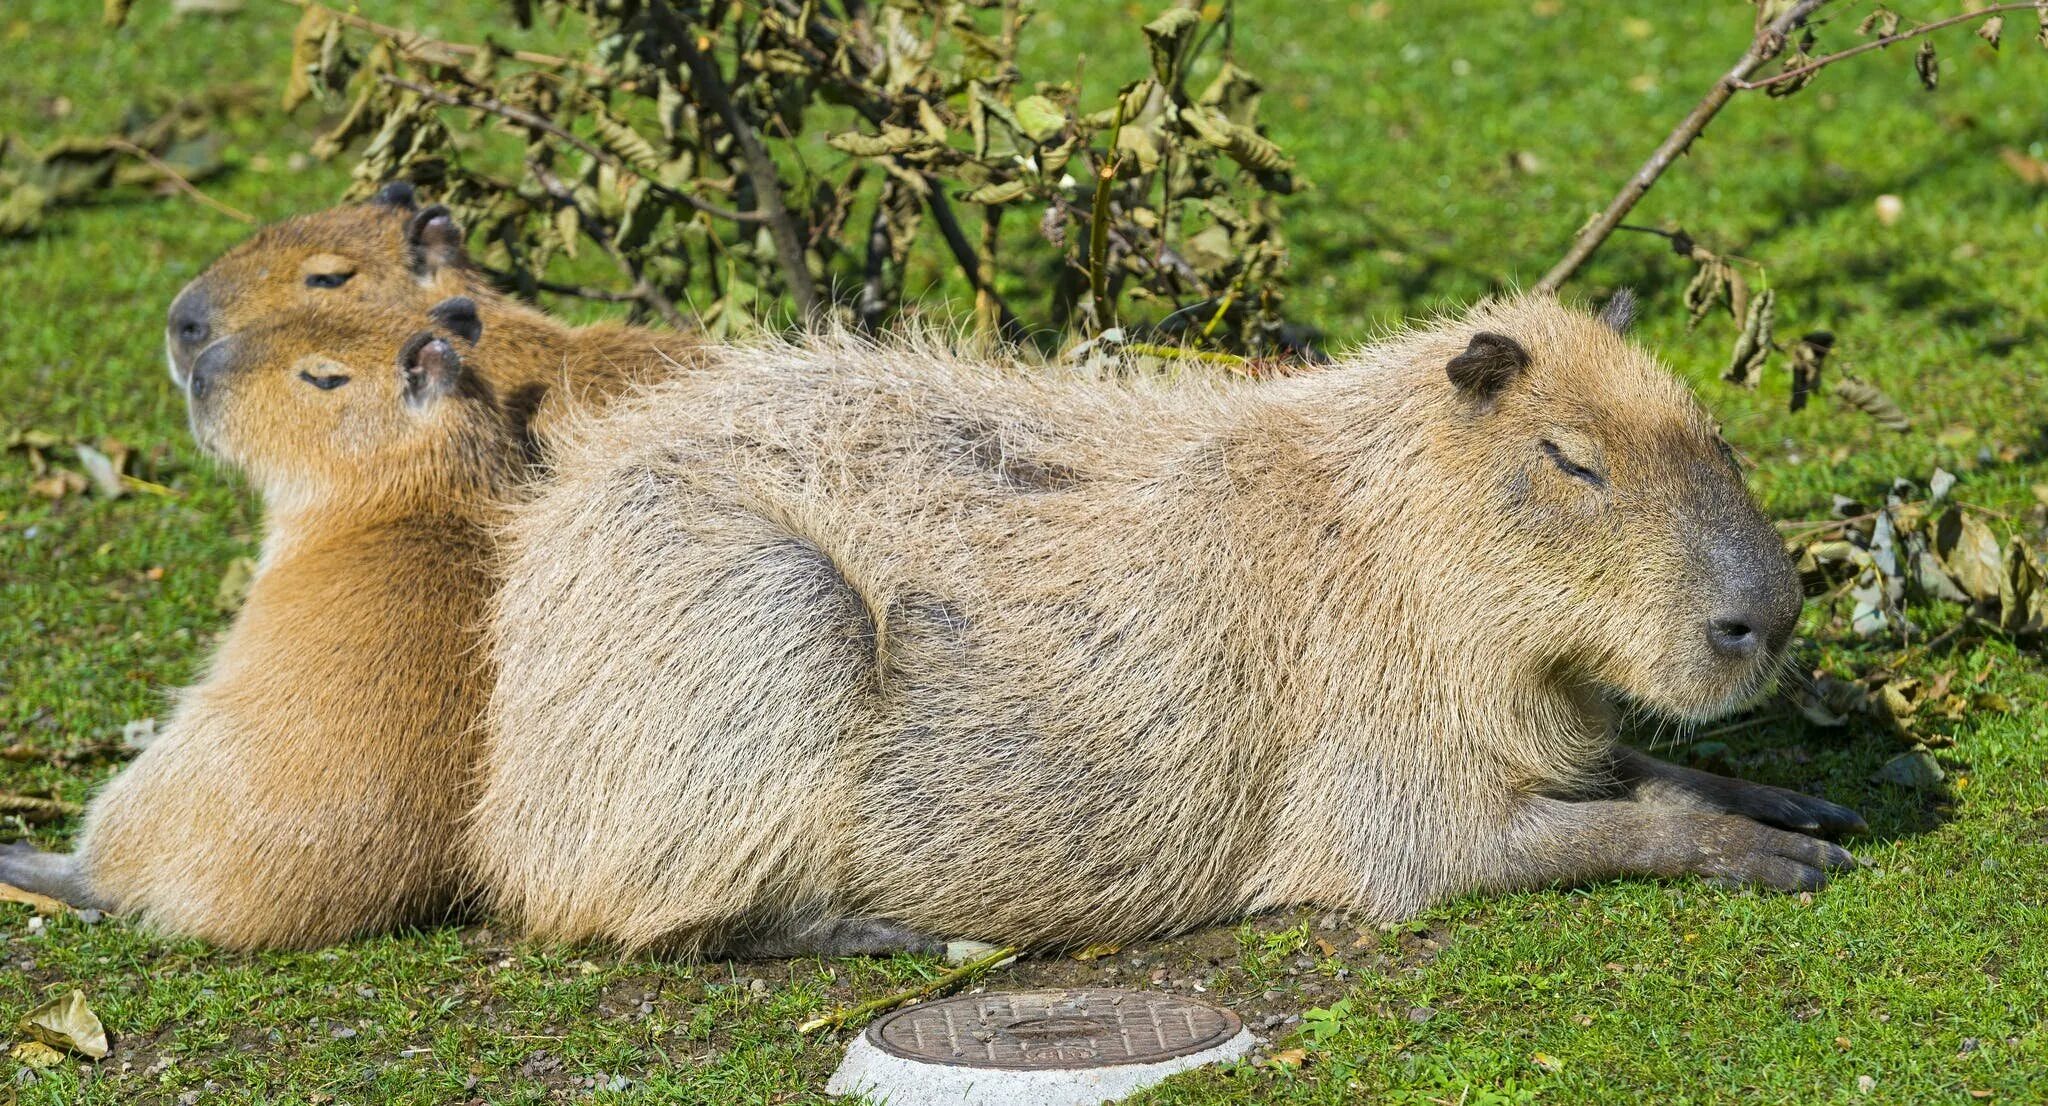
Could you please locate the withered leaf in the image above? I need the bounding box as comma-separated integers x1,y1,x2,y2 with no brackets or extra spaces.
1788,331,1832,412
1724,287,1774,386
18,990,109,1060
1977,16,2004,49
1873,746,1944,790
1934,506,2003,602
1856,7,1900,37
1831,375,1911,431
1915,40,1939,91
0,882,69,917
1998,536,2046,633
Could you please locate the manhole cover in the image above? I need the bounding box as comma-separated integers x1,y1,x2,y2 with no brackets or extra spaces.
827,990,1254,1105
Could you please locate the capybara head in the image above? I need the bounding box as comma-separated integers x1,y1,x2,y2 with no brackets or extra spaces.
183,294,509,507
1418,295,1800,721
166,182,478,390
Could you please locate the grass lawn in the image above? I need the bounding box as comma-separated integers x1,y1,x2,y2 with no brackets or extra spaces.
4,1,2047,1102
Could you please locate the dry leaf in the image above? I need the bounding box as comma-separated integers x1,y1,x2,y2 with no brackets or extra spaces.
10,1039,64,1069
1262,1046,1307,1069
18,990,109,1060
0,882,70,917
1934,506,2003,602
1832,375,1911,431
1724,287,1775,386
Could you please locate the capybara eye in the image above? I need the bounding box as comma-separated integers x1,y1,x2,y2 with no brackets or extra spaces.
305,272,355,289
1540,439,1605,488
299,370,352,391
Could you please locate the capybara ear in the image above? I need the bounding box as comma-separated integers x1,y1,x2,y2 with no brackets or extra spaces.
1445,331,1530,403
427,296,483,344
404,204,469,277
1596,288,1637,335
371,180,419,210
398,331,466,410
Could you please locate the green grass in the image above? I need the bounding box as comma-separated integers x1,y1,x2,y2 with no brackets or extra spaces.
4,1,2047,1102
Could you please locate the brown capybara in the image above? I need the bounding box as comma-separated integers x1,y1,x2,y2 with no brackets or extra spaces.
163,181,701,453
0,299,518,948
467,293,1864,957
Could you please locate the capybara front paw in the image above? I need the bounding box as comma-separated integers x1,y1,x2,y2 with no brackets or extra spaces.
1721,782,1868,840
1695,815,1858,892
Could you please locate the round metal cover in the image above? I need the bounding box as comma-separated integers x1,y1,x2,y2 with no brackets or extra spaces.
864,989,1244,1070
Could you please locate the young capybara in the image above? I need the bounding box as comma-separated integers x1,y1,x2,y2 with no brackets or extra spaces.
468,294,1865,957
164,181,701,452
0,299,518,948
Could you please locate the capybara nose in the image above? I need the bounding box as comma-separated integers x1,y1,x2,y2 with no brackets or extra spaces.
168,285,212,380
1706,616,1761,659
188,340,233,403
1706,586,1797,659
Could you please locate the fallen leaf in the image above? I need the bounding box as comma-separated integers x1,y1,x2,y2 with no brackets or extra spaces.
1531,1051,1565,1073
18,990,109,1059
9,1039,64,1069
0,882,69,917
1262,1047,1307,1069
73,443,125,499
1873,746,1944,790
1934,506,2003,602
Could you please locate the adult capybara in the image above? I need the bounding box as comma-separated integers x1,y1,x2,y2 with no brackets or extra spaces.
163,181,701,453
468,293,1864,957
1,299,517,948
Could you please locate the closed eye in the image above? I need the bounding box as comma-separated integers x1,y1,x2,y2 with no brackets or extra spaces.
1541,439,1606,488
299,370,351,391
305,271,354,289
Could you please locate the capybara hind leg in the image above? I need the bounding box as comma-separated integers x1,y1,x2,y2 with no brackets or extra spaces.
1611,749,1867,838
0,843,110,911
726,917,942,960
1497,798,1859,895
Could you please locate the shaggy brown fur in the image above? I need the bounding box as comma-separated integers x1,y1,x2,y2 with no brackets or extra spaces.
0,302,518,948
165,182,701,451
468,295,1866,957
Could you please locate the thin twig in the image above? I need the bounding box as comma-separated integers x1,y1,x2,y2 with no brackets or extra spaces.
796,945,1021,1036
928,186,1024,340
1532,0,1831,293
651,0,821,321
380,75,764,225
273,0,605,77
104,139,255,223
1734,3,2038,91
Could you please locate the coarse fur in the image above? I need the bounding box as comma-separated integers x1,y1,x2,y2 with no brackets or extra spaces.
164,181,702,454
468,294,1866,957
0,303,520,949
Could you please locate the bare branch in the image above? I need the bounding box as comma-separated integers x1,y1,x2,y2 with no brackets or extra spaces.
104,138,256,224
1532,0,1831,294
926,186,1024,340
1734,3,2040,91
650,0,822,321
